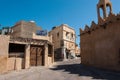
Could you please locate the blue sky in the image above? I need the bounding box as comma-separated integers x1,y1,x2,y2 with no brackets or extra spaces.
0,0,120,45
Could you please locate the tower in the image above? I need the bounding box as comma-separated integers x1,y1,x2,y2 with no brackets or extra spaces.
97,0,113,22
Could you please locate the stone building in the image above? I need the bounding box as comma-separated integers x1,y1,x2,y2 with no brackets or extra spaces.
0,21,54,74
11,21,41,38
49,24,76,60
75,45,80,56
80,0,120,71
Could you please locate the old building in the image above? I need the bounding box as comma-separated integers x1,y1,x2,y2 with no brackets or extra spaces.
75,44,80,57
0,21,54,74
11,21,41,38
49,24,76,60
80,0,120,71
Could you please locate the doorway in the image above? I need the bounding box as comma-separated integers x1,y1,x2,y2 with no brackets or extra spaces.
30,45,44,66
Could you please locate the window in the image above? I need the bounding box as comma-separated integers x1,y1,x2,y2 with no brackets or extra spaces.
71,33,74,40
99,5,104,19
9,43,25,58
57,32,59,37
71,33,73,38
66,32,69,39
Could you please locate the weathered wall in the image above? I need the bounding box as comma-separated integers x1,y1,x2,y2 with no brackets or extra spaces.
24,45,30,69
80,15,120,71
7,58,23,71
11,24,22,37
49,26,62,49
48,57,52,66
0,35,9,73
32,33,50,41
12,21,41,38
44,44,48,66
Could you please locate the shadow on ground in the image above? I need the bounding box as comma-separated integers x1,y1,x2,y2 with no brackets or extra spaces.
50,63,120,80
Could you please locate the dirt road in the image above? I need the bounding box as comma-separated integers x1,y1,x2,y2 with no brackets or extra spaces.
0,58,120,80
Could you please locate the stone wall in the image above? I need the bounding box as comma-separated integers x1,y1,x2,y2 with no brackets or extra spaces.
7,58,23,71
48,57,52,66
0,35,9,73
49,26,63,49
11,21,41,38
80,14,120,71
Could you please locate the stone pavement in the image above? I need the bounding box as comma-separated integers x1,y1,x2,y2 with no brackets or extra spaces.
0,58,120,80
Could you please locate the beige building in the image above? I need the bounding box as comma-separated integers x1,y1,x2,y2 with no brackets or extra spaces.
49,24,76,60
11,21,41,38
0,21,54,74
80,0,120,71
75,45,80,56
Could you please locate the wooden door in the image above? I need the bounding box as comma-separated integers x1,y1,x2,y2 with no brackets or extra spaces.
30,46,44,66
36,48,43,66
30,47,37,66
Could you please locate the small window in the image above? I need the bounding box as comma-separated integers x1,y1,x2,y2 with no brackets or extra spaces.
71,33,73,38
66,32,69,36
66,32,69,39
57,32,59,37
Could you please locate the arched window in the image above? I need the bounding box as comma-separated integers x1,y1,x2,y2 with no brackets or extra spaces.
71,33,73,38
106,4,111,16
99,5,104,19
66,32,69,39
57,32,59,38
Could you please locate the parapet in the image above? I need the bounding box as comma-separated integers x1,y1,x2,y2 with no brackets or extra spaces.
80,14,120,36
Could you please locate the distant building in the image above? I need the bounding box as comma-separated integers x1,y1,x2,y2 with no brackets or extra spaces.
49,24,76,60
0,27,12,35
80,0,120,71
75,44,80,56
0,21,54,74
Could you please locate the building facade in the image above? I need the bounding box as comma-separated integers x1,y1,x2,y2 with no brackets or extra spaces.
75,45,80,56
49,24,76,60
80,0,120,71
0,21,54,74
11,21,41,38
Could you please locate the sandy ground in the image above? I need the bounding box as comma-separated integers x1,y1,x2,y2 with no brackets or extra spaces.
0,58,120,80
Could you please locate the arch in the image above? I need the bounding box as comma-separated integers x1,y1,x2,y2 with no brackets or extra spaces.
97,4,104,19
99,7,104,19
106,3,112,15
106,6,110,16
97,0,113,23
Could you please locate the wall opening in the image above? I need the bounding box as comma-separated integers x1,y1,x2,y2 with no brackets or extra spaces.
8,43,25,70
30,45,44,66
57,32,59,38
99,7,104,19
66,32,69,39
9,43,25,58
106,4,111,17
48,45,52,57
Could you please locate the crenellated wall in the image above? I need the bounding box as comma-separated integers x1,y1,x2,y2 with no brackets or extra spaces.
80,14,120,71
